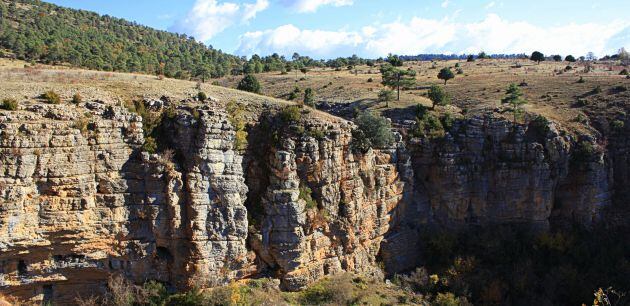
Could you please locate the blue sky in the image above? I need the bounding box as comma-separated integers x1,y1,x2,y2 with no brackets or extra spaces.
47,0,630,59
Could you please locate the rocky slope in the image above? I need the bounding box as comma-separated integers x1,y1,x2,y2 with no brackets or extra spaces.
0,94,627,303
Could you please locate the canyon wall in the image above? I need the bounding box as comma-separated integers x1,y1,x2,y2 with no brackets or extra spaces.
0,101,625,303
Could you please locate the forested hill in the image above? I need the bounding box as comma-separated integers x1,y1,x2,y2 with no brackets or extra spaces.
0,0,243,78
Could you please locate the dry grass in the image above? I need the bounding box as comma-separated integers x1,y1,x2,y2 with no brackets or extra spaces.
219,59,628,135
0,58,345,124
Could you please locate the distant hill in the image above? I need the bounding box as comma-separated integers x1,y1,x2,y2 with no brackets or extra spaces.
0,0,242,79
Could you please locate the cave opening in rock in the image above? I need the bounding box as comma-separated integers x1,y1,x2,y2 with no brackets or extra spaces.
42,284,53,303
17,260,27,276
156,246,173,262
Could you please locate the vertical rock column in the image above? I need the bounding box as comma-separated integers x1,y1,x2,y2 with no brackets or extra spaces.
180,110,249,286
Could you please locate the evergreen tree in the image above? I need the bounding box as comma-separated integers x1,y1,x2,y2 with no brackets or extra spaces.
237,74,261,94
530,51,545,64
380,64,416,101
438,67,455,85
501,83,527,123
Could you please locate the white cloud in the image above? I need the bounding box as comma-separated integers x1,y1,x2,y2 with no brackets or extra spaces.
236,14,630,58
283,0,354,13
243,0,269,22
441,0,450,8
485,1,495,9
171,0,269,41
237,24,363,57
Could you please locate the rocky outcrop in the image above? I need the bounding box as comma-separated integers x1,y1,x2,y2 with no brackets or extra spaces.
246,120,410,290
0,100,625,303
0,103,251,303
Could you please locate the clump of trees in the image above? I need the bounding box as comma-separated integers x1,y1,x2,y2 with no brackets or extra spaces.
237,75,261,94
565,55,576,62
380,64,416,100
351,112,395,153
0,0,242,79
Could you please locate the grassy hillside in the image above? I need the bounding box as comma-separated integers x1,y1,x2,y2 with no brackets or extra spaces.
0,0,242,78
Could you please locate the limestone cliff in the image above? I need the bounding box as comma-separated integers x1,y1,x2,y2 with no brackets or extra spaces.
0,99,626,303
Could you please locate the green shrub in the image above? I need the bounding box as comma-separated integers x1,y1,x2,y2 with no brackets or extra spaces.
41,90,61,104
143,136,158,154
610,120,625,131
299,185,317,210
351,112,395,153
530,115,551,136
197,91,207,102
428,85,450,109
72,93,82,104
412,111,446,139
237,74,261,93
304,88,315,107
572,140,597,164
226,101,248,152
279,105,302,123
165,288,205,306
1,98,18,111
577,76,585,83
441,112,455,131
307,129,326,141
620,69,629,75
142,281,169,306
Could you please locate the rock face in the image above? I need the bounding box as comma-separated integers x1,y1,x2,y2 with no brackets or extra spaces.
0,102,626,303
246,120,410,290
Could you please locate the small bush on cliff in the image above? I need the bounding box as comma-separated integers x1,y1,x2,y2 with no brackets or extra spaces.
197,91,207,102
610,119,625,132
1,98,18,111
412,106,447,139
529,115,551,137
142,136,158,154
73,116,91,134
351,112,395,153
572,140,597,164
299,184,317,210
41,90,61,104
307,128,326,141
227,101,248,152
279,105,302,123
